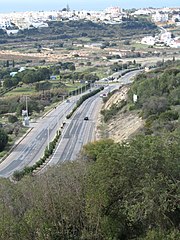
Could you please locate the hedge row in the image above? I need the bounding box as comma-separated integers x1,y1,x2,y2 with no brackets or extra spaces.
12,87,104,181
12,130,61,181
66,87,104,119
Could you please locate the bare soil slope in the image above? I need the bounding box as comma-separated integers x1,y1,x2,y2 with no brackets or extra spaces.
97,86,144,142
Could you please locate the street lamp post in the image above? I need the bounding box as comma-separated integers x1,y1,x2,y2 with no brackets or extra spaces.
47,125,50,150
26,96,28,119
22,96,29,126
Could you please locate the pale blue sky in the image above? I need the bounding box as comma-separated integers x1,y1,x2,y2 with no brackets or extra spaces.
0,0,180,13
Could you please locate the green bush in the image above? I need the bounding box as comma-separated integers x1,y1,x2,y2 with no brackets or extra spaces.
0,128,8,151
8,115,18,123
101,100,127,122
145,114,158,127
159,110,179,121
23,166,33,174
13,170,25,181
13,130,61,180
66,87,103,119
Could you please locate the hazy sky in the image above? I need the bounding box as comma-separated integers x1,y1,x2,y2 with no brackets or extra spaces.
0,0,180,13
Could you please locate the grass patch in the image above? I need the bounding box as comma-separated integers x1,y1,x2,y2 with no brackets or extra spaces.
4,85,36,96
131,42,151,50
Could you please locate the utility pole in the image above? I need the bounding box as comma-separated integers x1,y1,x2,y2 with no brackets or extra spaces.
22,96,29,126
47,125,50,150
26,96,28,118
80,83,83,94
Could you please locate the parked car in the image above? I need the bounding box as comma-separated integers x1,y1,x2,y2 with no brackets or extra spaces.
84,117,89,120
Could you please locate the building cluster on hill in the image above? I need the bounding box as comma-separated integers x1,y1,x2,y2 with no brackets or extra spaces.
133,7,180,48
0,6,126,35
0,5,180,49
132,7,180,25
141,31,180,48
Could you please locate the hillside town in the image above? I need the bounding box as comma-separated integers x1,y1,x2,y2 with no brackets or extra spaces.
0,0,180,237
0,5,180,49
0,6,180,34
0,6,125,34
139,9,180,48
141,31,180,48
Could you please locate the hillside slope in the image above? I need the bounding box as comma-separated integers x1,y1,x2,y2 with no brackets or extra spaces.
97,85,144,142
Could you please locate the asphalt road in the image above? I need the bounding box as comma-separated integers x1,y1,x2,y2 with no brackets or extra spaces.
0,70,141,177
0,96,79,178
46,71,141,166
47,91,104,165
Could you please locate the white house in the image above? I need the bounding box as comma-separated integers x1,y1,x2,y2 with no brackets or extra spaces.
141,36,156,46
169,39,180,48
6,29,19,35
132,9,153,16
18,67,26,72
160,32,172,43
172,14,180,22
10,72,18,77
152,12,169,22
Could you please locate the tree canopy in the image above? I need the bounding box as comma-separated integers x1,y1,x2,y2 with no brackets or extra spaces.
0,128,8,151
0,135,179,239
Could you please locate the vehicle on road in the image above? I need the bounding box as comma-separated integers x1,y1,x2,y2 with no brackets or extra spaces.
100,93,107,98
84,116,89,120
60,122,66,129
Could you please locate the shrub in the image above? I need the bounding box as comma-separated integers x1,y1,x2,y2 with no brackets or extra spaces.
66,87,103,119
13,130,61,180
8,115,18,123
159,110,179,121
0,129,8,151
101,100,127,122
13,170,25,181
142,97,169,119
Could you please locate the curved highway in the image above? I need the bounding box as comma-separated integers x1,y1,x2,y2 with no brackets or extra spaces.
0,96,79,178
0,70,141,177
47,90,104,165
46,70,142,166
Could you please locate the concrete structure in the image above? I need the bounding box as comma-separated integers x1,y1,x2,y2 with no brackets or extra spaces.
152,12,169,22
141,36,156,46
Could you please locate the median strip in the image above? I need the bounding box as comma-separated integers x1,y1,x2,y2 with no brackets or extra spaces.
12,87,104,181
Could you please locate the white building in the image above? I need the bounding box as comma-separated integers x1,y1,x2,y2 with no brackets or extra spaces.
152,12,169,22
141,36,156,46
105,7,122,15
172,14,180,23
132,9,153,16
160,32,172,43
169,39,180,48
6,29,19,35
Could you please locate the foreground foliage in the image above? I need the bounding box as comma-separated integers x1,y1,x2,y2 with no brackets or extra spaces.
128,60,180,136
0,135,179,239
0,129,8,151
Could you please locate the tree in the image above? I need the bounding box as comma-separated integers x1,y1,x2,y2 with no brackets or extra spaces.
123,40,130,45
22,72,35,84
2,78,14,89
69,64,76,71
86,61,91,66
35,81,52,92
6,60,9,67
85,135,180,239
8,115,18,123
0,129,8,151
142,96,169,118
